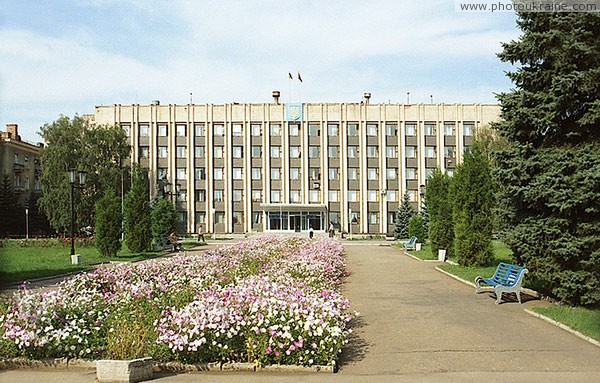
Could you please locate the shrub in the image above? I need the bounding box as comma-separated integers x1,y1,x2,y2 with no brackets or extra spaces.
95,191,122,257
151,198,177,243
408,214,426,244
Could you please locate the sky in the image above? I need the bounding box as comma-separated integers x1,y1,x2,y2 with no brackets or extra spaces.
0,0,520,143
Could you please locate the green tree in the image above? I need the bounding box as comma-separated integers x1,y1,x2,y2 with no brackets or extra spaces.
426,168,454,257
124,166,152,253
420,199,429,241
394,192,415,239
151,198,177,244
26,192,52,236
493,12,600,306
38,115,129,233
95,191,122,257
408,214,426,244
0,173,23,237
452,144,494,267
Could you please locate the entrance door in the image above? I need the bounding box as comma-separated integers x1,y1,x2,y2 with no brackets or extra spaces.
290,215,301,232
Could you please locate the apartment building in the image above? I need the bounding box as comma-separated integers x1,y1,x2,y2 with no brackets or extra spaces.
92,93,500,235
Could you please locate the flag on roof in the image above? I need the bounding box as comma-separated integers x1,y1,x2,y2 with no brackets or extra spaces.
297,72,303,82
288,72,293,80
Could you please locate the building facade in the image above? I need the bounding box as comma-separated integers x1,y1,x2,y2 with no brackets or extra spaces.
92,94,500,235
0,124,43,207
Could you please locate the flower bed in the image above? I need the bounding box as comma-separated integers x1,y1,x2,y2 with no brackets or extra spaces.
0,237,354,368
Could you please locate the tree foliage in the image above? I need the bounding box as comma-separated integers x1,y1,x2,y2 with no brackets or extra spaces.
425,168,454,257
394,192,415,239
408,214,426,244
0,173,23,237
493,12,600,306
124,166,152,253
38,115,129,233
95,191,122,257
151,198,177,244
452,144,494,267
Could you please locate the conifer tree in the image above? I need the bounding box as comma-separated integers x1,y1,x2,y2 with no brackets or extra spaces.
124,166,152,253
394,192,415,239
151,198,177,244
426,168,454,257
0,173,22,237
95,190,122,257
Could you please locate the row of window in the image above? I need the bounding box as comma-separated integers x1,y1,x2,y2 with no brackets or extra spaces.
124,122,475,138
142,144,457,160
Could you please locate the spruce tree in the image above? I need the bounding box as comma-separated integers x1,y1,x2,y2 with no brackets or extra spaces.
0,173,21,237
151,198,177,244
394,192,415,239
494,11,600,306
426,168,454,257
452,144,494,267
124,166,152,253
95,190,122,257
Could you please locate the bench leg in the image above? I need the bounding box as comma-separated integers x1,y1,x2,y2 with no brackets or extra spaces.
474,277,483,293
494,286,503,304
517,290,522,304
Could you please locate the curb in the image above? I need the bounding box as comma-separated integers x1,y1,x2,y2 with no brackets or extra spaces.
524,309,600,348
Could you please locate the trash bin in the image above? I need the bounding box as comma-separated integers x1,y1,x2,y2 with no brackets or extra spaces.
415,243,422,251
438,249,446,262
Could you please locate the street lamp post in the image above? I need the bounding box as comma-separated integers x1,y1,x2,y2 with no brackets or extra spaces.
69,169,87,264
25,208,29,240
349,208,352,239
212,207,216,240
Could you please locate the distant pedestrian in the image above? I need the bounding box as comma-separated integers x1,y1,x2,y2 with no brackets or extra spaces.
309,225,314,239
329,222,335,238
197,225,205,243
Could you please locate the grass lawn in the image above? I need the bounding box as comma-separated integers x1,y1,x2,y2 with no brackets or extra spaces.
531,305,600,342
0,244,151,286
406,242,436,260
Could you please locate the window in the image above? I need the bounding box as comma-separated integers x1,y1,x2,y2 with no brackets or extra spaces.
444,146,455,158
195,123,205,137
348,168,358,180
386,168,397,180
214,190,224,202
251,146,262,158
196,212,206,224
329,212,340,225
426,168,435,178
329,191,339,202
290,146,301,158
348,190,358,202
213,124,225,136
271,190,281,203
405,123,416,136
347,146,358,158
215,212,225,224
158,168,167,179
214,168,224,180
405,146,416,158
139,146,149,159
388,212,395,224
463,122,474,136
424,123,436,136
251,167,261,180
347,123,359,136
308,146,320,158
158,124,168,137
195,146,205,158
195,190,206,202
271,168,281,180
367,146,378,158
25,177,30,190
408,190,418,202
289,124,300,136
232,211,244,224
309,168,320,180
270,124,281,136
178,211,186,223
367,123,378,136
309,123,320,136
176,124,186,137
121,124,130,136
232,146,243,158
176,167,187,180
328,146,338,158
328,123,339,136
290,168,300,180
253,212,262,224
195,167,206,180
367,191,378,202
177,146,187,158
214,146,224,158
252,190,262,202
329,168,339,180
177,190,186,202
232,167,243,179
367,168,379,180
406,168,416,180
232,190,243,202
309,190,320,203
447,169,454,177
139,124,149,137
251,123,262,136
386,146,398,158
290,190,301,202
444,123,454,136
387,190,397,201
350,211,360,224
386,123,397,136
270,146,281,158
425,146,436,158
369,212,379,225
232,123,243,136
158,146,168,158
14,153,19,164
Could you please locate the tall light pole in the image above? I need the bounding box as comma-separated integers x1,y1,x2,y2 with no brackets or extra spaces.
69,169,87,264
25,208,29,240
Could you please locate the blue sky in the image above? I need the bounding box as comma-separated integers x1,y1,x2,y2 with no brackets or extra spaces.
0,0,520,142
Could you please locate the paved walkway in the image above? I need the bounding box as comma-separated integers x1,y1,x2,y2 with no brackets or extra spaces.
1,242,599,383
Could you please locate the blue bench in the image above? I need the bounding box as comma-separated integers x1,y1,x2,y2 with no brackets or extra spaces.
401,236,418,250
475,262,528,304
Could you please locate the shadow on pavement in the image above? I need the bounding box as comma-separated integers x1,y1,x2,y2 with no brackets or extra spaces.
338,314,369,369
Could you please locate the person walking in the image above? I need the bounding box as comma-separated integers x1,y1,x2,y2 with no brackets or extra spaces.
329,222,335,238
309,225,314,239
197,224,205,243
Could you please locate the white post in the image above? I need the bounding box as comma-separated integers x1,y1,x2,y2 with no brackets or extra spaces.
25,208,29,240
349,208,352,239
212,207,216,240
